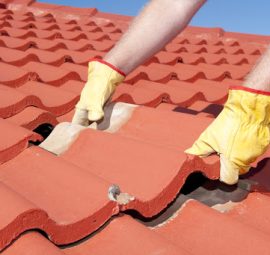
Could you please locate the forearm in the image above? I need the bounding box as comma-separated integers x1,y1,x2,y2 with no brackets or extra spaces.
104,0,206,74
243,45,270,92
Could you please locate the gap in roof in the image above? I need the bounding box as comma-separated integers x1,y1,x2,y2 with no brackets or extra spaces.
126,172,250,227
38,0,270,35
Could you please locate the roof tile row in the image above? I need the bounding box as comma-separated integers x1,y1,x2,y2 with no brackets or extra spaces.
0,0,270,254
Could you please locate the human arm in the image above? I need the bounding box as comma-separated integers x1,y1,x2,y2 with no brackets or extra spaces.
72,0,206,124
104,0,206,74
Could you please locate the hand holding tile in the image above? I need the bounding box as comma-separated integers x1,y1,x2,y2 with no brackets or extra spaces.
72,59,125,125
186,87,270,185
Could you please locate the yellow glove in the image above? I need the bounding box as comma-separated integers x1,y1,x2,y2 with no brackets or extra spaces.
72,59,125,125
185,86,270,185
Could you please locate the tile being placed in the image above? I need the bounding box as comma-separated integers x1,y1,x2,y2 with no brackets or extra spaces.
61,105,220,217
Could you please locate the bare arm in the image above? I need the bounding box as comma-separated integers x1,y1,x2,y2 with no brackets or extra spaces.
104,0,206,74
243,46,270,92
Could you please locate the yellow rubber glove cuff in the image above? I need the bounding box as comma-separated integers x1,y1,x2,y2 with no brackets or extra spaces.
72,59,125,125
185,86,270,185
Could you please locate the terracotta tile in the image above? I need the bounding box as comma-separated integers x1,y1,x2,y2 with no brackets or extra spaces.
155,102,177,111
167,79,228,103
2,232,64,255
187,100,215,112
239,154,270,194
0,20,11,29
225,31,270,45
197,63,251,80
127,61,242,84
75,38,113,52
17,81,79,115
5,19,42,30
0,146,118,249
6,194,270,254
83,31,110,41
155,50,259,66
155,199,270,255
60,62,88,81
56,30,88,41
1,27,37,38
2,218,187,255
0,35,34,50
75,25,101,33
227,192,270,234
94,13,131,22
198,53,257,65
165,43,206,54
65,4,98,14
56,38,114,52
8,0,35,6
62,108,219,217
7,106,58,130
113,81,205,107
24,37,65,50
56,109,75,123
166,41,264,56
1,1,270,253
183,26,224,37
0,81,78,118
29,28,62,39
21,62,82,85
99,26,122,34
0,84,30,118
183,101,223,118
59,80,85,95
126,64,205,84
25,48,67,65
0,62,30,86
4,197,270,255
113,83,160,106
172,36,204,45
0,9,12,15
0,46,39,65
116,106,214,150
54,38,92,51
55,48,105,65
64,215,187,255
0,119,41,164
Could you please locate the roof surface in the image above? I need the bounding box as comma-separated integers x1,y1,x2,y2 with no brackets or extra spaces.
1,0,270,254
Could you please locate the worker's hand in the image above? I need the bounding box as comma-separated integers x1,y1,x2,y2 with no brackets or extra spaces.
185,86,270,185
72,59,125,125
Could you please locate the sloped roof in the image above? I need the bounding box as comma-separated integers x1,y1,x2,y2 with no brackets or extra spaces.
1,0,270,254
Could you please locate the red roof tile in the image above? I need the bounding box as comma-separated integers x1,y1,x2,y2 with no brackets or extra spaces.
4,195,270,255
1,0,270,254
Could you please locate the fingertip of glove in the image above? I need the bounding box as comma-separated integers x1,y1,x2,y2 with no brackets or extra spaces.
184,148,195,155
72,108,89,126
88,110,104,122
219,155,239,185
184,146,204,156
